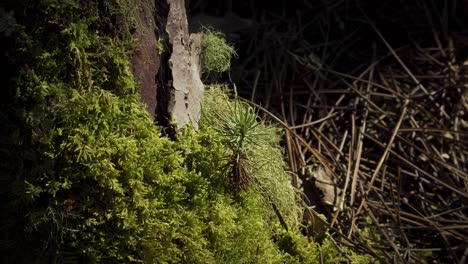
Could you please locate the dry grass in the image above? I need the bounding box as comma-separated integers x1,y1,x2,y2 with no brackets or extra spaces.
229,0,468,262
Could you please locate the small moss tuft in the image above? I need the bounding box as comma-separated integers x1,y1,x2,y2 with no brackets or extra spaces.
201,28,237,74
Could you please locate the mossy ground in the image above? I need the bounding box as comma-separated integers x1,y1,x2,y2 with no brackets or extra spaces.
0,0,376,263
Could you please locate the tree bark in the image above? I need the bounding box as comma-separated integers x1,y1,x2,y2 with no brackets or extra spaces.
130,0,160,119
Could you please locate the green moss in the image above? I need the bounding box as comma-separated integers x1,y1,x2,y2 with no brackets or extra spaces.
0,7,18,36
201,28,237,74
157,38,165,55
200,87,378,264
1,1,377,263
201,85,301,229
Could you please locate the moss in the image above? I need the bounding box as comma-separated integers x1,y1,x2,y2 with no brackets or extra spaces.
200,86,378,263
1,1,377,263
201,27,237,74
0,7,18,36
201,85,301,228
157,38,165,55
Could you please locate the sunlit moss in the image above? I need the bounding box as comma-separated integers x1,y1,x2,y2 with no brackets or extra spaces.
201,27,237,73
2,1,377,263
